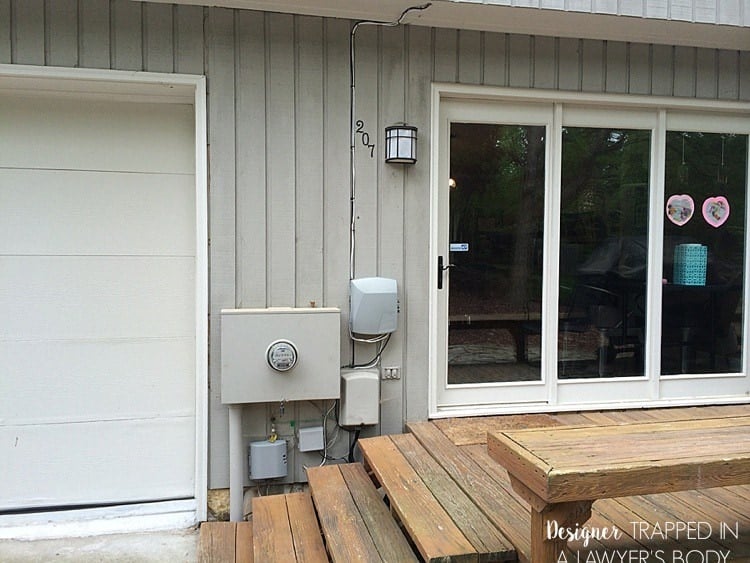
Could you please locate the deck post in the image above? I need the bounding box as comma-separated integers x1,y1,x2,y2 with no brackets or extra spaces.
509,475,592,561
530,500,592,561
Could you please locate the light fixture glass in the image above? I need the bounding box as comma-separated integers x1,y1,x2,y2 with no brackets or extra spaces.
385,125,417,164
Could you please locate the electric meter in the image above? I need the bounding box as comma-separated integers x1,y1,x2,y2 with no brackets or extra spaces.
266,340,298,372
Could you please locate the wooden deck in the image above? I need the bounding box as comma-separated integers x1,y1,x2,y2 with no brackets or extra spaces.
199,404,750,562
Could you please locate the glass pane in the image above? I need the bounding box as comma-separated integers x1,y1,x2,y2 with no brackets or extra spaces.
661,132,747,375
559,127,651,379
448,123,545,384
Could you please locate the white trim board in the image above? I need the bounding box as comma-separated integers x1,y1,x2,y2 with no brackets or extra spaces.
0,500,198,541
0,64,208,535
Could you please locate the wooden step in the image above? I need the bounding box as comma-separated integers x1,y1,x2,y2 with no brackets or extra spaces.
360,435,516,562
393,433,517,561
408,421,532,561
307,463,418,562
198,521,253,563
252,492,328,562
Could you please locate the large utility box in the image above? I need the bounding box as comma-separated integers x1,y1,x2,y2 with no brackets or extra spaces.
221,308,341,404
350,277,398,335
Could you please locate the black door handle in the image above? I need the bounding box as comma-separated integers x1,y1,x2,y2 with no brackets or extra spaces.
437,256,454,290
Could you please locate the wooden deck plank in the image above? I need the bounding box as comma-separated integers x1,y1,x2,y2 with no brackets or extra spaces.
578,411,627,425
338,463,419,563
639,493,733,554
665,491,750,555
701,486,750,522
433,413,561,446
463,444,530,508
673,488,750,525
637,493,723,551
391,433,516,561
285,493,329,563
408,422,533,562
596,498,683,551
588,500,655,551
307,464,384,562
198,522,236,563
619,494,728,552
570,511,642,554
235,522,254,563
548,412,598,426
725,484,750,503
643,405,750,421
359,436,479,563
252,494,296,562
722,485,750,506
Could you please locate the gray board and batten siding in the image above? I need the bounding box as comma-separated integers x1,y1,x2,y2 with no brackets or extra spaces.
1,1,749,488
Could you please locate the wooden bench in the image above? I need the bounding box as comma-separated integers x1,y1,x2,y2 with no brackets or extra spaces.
487,415,750,561
450,313,541,361
251,492,327,562
306,463,418,562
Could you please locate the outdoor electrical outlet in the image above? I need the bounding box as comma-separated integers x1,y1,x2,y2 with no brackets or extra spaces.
382,367,401,380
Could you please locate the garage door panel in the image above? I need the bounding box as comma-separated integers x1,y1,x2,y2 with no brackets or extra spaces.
0,95,194,174
0,169,195,256
1,85,198,513
1,256,195,340
0,417,196,511
0,338,195,425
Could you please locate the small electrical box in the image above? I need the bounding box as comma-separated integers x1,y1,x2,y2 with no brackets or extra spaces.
249,439,288,480
298,426,325,452
350,278,398,335
339,368,380,426
221,308,340,404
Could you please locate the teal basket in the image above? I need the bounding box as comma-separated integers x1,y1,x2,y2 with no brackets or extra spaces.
673,244,707,286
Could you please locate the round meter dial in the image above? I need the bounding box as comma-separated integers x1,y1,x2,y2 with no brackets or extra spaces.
266,340,298,372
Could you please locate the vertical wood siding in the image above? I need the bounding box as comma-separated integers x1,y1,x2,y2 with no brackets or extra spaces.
0,1,748,487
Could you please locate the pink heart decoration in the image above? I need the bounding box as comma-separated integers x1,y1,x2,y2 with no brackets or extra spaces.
666,194,694,226
702,196,730,228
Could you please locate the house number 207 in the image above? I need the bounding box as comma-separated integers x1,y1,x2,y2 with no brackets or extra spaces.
355,120,376,158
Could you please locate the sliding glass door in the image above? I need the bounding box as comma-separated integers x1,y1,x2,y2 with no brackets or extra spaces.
432,93,750,416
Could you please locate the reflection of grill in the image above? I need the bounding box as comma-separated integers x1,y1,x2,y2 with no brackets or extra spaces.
559,281,645,377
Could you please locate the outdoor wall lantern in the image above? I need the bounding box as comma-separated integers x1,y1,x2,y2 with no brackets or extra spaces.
385,124,417,164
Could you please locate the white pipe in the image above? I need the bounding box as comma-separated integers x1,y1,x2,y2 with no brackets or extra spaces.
228,405,244,522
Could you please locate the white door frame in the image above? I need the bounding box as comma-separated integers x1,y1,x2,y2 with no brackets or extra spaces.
429,83,750,418
0,64,208,538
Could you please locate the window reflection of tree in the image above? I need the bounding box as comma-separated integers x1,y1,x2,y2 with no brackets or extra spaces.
559,128,651,316
449,123,545,314
664,132,748,286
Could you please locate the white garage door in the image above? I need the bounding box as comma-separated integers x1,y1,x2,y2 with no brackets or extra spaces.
0,92,197,511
